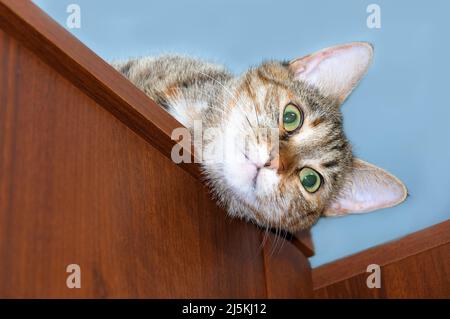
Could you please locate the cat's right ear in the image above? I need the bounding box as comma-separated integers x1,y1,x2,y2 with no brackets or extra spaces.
289,42,374,103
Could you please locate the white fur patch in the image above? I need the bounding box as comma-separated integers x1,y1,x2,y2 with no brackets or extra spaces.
219,105,281,205
169,97,209,127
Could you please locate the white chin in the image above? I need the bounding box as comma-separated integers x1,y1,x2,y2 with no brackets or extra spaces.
224,162,280,205
225,162,257,196
254,169,279,198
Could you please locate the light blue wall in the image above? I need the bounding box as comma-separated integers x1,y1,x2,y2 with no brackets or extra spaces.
33,0,450,267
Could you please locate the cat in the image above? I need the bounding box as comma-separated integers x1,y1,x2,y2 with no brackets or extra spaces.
112,42,407,233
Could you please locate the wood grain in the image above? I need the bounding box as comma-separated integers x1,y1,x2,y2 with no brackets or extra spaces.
0,0,198,178
313,243,450,298
313,220,450,290
291,229,314,258
262,234,313,298
0,0,313,255
0,29,311,298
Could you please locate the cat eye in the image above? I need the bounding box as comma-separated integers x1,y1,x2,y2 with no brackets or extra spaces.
282,103,303,132
299,167,322,193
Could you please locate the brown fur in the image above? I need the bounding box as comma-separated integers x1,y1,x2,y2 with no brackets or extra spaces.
113,56,353,232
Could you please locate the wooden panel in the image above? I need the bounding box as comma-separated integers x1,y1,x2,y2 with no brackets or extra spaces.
314,243,450,298
0,0,313,254
0,29,313,298
0,0,197,178
313,220,450,289
262,234,313,298
291,229,314,258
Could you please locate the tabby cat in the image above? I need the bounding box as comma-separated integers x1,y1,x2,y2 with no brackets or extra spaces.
113,42,407,233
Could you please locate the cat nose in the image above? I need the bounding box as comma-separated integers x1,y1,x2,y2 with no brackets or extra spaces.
264,154,282,171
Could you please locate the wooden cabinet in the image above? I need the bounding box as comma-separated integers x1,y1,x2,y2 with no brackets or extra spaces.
313,221,450,298
0,0,312,298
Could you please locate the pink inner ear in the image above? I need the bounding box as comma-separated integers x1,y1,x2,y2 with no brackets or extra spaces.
324,159,408,217
289,42,374,102
290,49,334,77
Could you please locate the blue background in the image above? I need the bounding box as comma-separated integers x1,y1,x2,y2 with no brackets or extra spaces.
33,0,450,267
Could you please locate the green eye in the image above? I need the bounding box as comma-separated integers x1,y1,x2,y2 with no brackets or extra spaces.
283,103,303,132
299,167,322,193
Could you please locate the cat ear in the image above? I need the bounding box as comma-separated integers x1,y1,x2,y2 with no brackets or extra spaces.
323,159,407,217
289,42,374,103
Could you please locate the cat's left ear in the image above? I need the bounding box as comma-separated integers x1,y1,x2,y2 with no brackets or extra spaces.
323,159,408,217
289,42,373,103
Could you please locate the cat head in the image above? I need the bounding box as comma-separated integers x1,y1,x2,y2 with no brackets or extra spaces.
202,42,407,233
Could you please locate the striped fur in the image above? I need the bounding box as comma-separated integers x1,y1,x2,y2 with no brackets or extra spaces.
112,55,353,232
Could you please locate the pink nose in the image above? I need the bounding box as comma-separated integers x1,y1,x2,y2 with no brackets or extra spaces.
264,155,280,171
